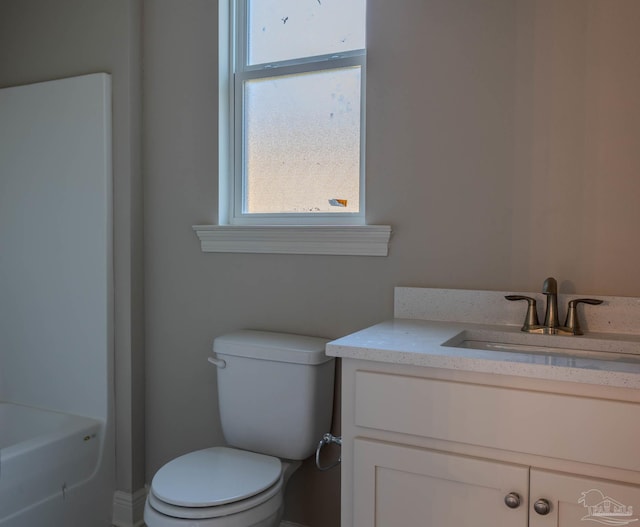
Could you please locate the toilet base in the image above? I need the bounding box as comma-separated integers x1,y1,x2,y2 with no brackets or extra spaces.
144,498,283,527
144,459,302,527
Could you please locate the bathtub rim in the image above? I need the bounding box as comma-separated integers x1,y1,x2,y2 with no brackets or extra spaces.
0,400,104,463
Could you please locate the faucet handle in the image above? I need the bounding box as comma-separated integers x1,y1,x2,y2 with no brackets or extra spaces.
505,295,540,332
563,298,603,335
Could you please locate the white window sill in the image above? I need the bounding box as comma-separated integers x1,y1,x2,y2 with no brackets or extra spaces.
192,225,392,256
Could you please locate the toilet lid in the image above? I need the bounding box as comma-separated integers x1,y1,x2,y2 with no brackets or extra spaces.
151,447,282,507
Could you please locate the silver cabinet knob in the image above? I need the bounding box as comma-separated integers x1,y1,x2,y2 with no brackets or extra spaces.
534,498,551,515
504,492,521,509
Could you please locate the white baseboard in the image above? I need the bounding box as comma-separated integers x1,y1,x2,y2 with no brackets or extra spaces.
112,487,148,527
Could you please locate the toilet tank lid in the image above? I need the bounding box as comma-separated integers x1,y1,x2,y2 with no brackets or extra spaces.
214,330,332,365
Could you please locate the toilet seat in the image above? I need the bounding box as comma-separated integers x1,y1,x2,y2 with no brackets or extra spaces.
148,478,283,520
148,447,283,520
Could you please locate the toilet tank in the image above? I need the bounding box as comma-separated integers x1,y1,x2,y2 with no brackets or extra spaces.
213,330,335,460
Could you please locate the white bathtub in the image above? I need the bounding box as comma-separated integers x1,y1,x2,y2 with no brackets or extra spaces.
0,401,103,526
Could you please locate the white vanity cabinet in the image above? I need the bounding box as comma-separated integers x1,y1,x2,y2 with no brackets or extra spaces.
354,439,529,526
339,359,640,527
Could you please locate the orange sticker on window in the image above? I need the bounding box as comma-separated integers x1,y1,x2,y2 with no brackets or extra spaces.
329,199,348,207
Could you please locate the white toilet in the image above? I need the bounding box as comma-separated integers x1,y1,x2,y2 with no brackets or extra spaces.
144,330,335,527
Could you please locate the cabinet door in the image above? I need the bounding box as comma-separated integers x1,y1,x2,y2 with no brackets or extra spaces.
353,439,529,527
530,469,640,527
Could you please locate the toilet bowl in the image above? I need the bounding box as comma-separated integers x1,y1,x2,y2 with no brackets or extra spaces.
144,330,335,527
145,447,301,527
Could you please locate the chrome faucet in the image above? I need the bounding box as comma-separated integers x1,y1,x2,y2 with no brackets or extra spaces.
542,277,559,331
506,276,603,335
507,277,564,334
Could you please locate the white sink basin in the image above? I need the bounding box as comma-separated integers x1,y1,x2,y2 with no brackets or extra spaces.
442,329,640,368
457,339,584,354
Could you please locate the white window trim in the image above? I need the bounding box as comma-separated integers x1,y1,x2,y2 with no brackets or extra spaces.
193,0,391,256
193,225,391,256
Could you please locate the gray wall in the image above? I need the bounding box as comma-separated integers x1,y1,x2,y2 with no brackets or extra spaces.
144,1,640,526
0,0,146,498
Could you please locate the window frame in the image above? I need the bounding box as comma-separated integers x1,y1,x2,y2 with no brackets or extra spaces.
223,0,367,226
200,0,390,256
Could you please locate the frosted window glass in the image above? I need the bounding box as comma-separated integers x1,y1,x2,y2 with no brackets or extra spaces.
244,67,361,214
247,0,366,65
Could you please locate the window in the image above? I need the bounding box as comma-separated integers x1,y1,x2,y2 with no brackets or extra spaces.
195,0,390,255
224,0,367,225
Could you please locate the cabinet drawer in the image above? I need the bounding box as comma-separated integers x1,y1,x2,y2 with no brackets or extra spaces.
355,371,640,471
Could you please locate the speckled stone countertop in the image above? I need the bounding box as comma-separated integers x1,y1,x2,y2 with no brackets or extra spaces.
326,287,640,389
